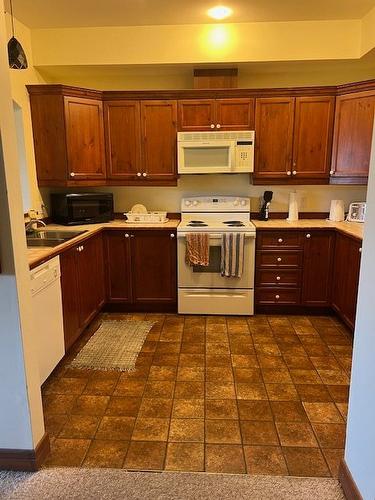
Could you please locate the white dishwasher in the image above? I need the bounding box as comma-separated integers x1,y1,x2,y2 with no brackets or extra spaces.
30,256,65,384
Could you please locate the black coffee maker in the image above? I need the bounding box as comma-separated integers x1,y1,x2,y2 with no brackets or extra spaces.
259,191,273,221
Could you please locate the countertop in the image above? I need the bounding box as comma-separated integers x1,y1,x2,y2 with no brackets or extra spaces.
28,219,180,269
252,219,364,240
28,218,363,269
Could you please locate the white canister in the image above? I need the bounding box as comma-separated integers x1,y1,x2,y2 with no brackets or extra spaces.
329,200,345,222
287,191,299,222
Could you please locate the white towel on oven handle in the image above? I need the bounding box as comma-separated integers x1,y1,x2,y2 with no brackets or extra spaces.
221,232,245,278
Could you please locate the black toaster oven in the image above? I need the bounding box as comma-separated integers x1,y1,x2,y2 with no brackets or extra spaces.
50,193,114,225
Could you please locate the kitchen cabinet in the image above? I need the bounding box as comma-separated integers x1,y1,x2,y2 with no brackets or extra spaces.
255,229,303,306
60,234,105,350
105,231,133,303
29,91,106,186
104,100,177,184
178,98,254,131
254,97,295,181
301,231,335,306
292,97,335,180
256,228,362,330
105,229,177,311
331,90,375,184
332,233,362,329
104,100,141,181
254,96,334,183
141,100,178,182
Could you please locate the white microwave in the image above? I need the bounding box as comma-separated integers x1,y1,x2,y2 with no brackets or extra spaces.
177,130,255,174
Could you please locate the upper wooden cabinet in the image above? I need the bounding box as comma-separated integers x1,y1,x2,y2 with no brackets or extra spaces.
104,99,177,184
178,98,254,131
104,100,141,181
254,97,295,180
254,96,334,183
29,91,106,186
178,100,216,131
331,90,375,184
293,96,335,180
141,100,177,182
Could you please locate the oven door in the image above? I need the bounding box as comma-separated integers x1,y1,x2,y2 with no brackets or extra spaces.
178,233,255,289
177,140,235,174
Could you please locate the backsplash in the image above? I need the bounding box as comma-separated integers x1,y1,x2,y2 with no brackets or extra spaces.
40,174,368,216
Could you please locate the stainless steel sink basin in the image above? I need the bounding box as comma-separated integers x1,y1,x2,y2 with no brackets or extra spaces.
27,238,66,247
28,230,87,240
26,229,88,248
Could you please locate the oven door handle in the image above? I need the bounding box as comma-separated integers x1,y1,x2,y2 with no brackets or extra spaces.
177,232,256,238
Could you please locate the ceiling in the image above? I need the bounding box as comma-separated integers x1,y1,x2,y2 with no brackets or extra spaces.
5,0,375,29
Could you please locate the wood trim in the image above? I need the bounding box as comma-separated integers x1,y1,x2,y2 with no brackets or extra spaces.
104,302,177,313
0,432,50,471
27,80,375,102
255,305,332,315
27,84,103,99
339,459,363,500
252,177,329,185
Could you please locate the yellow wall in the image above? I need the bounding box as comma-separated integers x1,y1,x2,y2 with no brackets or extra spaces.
31,20,362,68
361,6,375,56
5,13,45,213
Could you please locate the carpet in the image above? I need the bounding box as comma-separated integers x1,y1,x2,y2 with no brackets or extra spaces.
69,320,155,371
0,468,345,500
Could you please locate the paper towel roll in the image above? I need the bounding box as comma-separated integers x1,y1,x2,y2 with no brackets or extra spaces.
287,191,299,222
329,200,345,221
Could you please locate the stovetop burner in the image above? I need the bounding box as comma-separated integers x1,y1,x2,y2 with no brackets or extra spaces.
187,221,208,227
224,220,245,227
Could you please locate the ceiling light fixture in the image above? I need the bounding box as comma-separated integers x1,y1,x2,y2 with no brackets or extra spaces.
207,5,233,20
7,0,28,70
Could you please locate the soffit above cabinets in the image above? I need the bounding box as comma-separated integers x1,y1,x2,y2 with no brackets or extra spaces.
4,0,375,28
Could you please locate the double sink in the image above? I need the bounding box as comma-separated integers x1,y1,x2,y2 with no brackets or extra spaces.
27,230,88,247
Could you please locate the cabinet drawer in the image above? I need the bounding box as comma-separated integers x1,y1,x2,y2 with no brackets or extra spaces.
256,288,301,305
257,231,303,250
257,251,303,268
256,269,301,287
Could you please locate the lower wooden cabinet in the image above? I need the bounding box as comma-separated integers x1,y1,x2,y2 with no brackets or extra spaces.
332,233,362,330
105,229,177,310
60,233,105,351
301,231,335,306
256,228,361,330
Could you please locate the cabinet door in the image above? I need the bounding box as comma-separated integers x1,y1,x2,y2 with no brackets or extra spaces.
302,231,335,306
331,91,375,182
293,96,335,180
64,97,106,181
141,100,177,181
332,233,362,329
104,101,141,180
104,231,132,303
60,246,80,351
215,98,255,130
345,239,362,327
77,234,105,327
254,97,295,180
178,100,216,131
131,230,177,304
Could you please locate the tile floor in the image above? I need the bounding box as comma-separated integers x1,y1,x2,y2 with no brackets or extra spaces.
42,313,352,477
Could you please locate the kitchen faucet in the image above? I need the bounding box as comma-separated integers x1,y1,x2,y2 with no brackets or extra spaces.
25,218,47,234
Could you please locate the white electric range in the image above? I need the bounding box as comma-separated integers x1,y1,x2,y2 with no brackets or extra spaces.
177,196,256,316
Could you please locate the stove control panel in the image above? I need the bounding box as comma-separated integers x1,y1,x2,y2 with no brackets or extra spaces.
181,196,250,212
